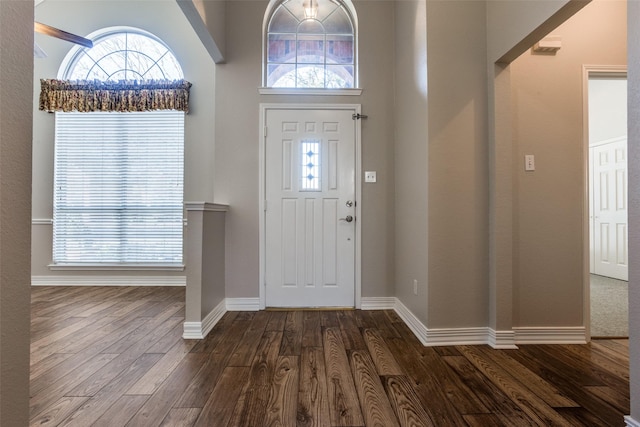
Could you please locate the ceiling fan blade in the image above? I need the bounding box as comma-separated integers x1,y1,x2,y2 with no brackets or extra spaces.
34,22,93,49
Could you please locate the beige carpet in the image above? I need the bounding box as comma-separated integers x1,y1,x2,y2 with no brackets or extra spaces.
591,274,628,337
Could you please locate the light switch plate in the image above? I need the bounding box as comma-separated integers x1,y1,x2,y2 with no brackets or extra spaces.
365,171,377,183
525,155,535,171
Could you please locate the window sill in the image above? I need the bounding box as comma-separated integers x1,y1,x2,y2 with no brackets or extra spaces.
48,263,185,271
258,88,363,96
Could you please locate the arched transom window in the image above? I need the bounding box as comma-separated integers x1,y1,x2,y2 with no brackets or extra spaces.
265,0,357,89
62,29,183,81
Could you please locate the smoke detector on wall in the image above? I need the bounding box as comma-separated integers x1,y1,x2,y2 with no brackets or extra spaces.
532,36,562,54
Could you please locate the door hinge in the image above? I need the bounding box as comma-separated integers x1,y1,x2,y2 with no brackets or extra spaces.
352,113,368,120
264,126,268,137
264,200,268,212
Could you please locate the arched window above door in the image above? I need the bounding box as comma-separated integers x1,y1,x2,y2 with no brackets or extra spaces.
264,0,357,89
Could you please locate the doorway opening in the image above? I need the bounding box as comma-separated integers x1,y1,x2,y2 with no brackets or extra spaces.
584,67,628,338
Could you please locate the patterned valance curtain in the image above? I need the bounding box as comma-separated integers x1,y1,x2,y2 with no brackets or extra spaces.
39,79,192,113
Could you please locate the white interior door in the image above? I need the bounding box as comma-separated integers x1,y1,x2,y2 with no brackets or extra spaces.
591,138,628,280
264,108,356,307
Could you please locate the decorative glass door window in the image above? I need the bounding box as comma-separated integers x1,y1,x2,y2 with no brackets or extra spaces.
301,140,321,190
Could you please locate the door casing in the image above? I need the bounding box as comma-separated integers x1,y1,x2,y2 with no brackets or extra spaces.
259,103,363,309
582,65,628,340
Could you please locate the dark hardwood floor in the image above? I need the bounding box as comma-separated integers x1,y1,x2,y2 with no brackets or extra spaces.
30,286,630,426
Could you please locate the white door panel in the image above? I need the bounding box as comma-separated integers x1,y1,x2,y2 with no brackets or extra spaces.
591,139,628,280
265,109,356,307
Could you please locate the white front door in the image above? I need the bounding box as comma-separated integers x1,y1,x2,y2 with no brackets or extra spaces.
264,108,356,307
591,138,628,280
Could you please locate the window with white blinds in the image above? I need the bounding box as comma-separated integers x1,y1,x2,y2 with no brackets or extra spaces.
53,111,184,266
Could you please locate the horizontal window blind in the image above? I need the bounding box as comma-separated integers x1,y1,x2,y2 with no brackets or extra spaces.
53,111,184,265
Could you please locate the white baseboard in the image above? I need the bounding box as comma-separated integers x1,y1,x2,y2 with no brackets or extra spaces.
182,299,227,339
489,329,518,349
393,297,585,347
361,297,396,310
393,299,429,345
226,297,260,311
182,322,205,339
625,416,640,427
513,326,587,344
31,275,186,286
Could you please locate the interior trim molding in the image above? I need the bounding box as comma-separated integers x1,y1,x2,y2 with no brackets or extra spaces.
182,322,204,339
513,326,587,344
31,275,186,287
182,300,227,339
258,88,362,96
226,298,261,311
360,297,395,310
394,298,586,347
393,299,429,345
489,329,518,349
32,218,53,225
625,416,640,427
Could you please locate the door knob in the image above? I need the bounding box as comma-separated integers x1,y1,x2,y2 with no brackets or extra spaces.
346,200,354,207
339,215,354,223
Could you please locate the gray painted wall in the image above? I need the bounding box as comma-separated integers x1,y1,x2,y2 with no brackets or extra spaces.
0,1,32,424
393,0,428,323
426,0,489,328
510,0,626,327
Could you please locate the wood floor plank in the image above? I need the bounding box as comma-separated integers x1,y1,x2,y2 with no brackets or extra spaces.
462,413,508,427
125,352,208,427
174,316,249,408
383,375,435,427
473,345,578,408
29,287,631,427
298,347,331,427
441,355,538,426
363,328,403,376
384,337,472,426
30,316,150,391
92,395,149,427
227,331,284,426
101,302,184,354
30,314,119,365
280,310,303,356
265,310,288,331
30,352,74,382
337,310,367,350
29,353,119,419
64,316,184,398
57,353,163,427
189,311,240,354
227,310,270,367
510,345,627,425
585,385,630,413
159,408,201,427
264,355,300,426
127,338,197,395
457,345,580,426
28,396,89,427
302,311,323,348
350,350,400,427
194,367,250,427
323,327,364,426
